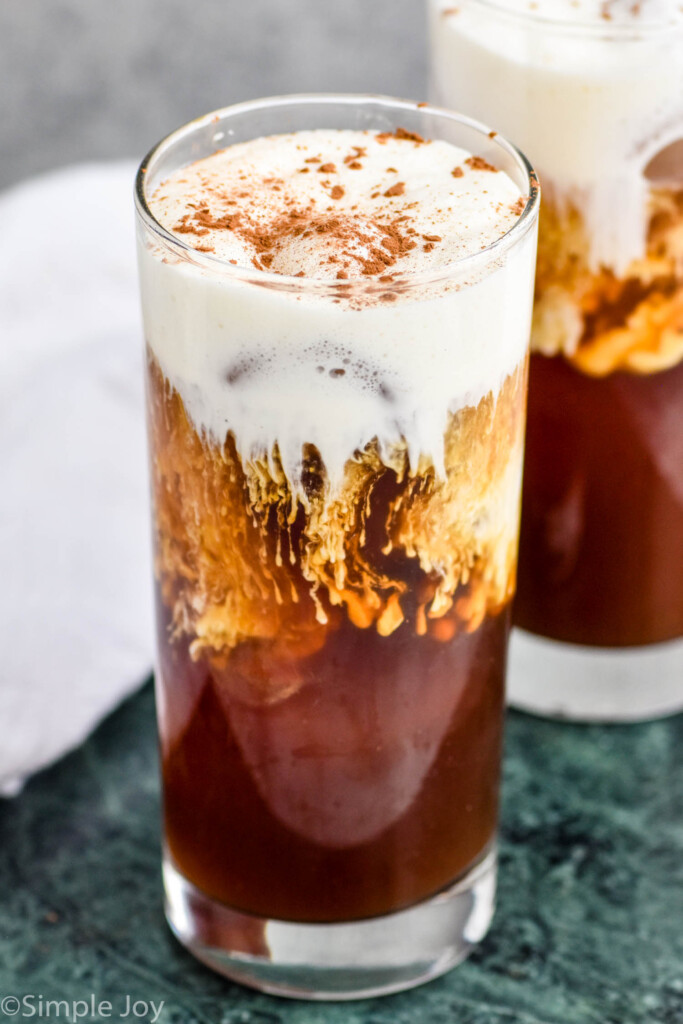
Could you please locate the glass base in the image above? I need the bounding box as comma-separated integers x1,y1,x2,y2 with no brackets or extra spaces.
163,847,497,1000
508,628,683,722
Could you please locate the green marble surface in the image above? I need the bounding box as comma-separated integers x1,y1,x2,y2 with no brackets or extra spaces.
1,682,681,1024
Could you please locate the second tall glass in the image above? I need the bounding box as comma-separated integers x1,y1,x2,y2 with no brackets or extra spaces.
430,1,683,720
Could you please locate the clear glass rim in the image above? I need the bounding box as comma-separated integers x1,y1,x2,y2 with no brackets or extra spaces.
134,93,540,295
449,0,683,37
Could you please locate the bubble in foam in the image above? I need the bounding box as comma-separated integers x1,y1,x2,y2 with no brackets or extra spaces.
299,340,400,400
225,357,257,385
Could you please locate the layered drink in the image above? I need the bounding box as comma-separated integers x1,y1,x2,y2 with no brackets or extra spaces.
136,96,539,997
430,1,683,719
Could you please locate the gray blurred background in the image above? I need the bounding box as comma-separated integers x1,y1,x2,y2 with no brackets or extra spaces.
1,0,426,189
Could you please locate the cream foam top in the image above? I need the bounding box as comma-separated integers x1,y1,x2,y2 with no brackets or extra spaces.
431,0,683,273
148,129,524,280
475,0,680,27
139,127,536,493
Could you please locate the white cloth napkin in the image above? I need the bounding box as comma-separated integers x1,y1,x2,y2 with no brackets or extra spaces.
0,162,154,795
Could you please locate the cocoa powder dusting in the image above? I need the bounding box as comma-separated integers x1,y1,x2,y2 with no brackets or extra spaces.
394,127,426,144
375,128,425,146
160,128,515,284
465,156,499,173
344,147,366,164
173,214,210,236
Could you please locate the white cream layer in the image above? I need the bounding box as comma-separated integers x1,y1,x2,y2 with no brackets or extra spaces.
430,0,683,273
149,129,524,276
471,0,678,25
139,129,536,492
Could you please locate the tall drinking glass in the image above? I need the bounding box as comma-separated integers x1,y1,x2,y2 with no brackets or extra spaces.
430,1,683,720
135,94,539,998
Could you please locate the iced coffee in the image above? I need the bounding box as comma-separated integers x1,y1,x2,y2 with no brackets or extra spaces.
136,96,539,997
430,1,683,719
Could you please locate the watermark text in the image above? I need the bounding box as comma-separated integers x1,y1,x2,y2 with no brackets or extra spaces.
0,995,164,1021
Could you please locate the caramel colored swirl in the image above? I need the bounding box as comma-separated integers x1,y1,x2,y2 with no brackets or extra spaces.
533,187,683,376
147,354,526,702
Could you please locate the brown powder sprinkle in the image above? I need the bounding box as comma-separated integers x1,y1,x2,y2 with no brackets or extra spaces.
344,147,367,164
161,124,513,284
395,127,426,144
168,195,428,279
173,213,210,236
376,127,426,146
465,155,499,173
194,209,239,231
315,218,341,234
175,223,209,237
510,196,526,216
347,161,363,169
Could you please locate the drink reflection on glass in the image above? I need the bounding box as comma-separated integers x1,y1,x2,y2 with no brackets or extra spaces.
429,1,683,721
135,95,539,998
